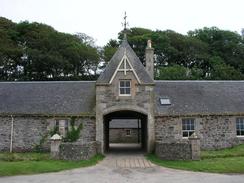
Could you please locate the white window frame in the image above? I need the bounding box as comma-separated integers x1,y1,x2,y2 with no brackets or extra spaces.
182,118,195,138
119,80,131,96
236,118,244,137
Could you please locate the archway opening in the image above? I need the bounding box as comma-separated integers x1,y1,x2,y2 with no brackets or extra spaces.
103,110,147,154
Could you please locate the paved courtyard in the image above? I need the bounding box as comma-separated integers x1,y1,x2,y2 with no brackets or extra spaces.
1,151,244,183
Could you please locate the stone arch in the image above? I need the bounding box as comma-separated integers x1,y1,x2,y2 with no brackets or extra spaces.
103,108,148,153
102,105,148,116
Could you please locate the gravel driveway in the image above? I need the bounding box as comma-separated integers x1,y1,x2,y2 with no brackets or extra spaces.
1,153,244,183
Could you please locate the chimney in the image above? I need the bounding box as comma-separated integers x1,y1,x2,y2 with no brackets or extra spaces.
145,40,154,79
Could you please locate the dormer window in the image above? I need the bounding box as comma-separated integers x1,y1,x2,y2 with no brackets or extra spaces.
119,80,131,96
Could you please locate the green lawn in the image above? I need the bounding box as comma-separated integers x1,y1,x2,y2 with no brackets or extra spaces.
147,144,244,173
0,153,104,177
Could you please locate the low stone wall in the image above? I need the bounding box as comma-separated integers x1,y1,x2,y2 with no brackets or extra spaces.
59,141,98,161
155,137,200,160
155,142,191,160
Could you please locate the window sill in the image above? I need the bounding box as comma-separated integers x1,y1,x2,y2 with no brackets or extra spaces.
119,94,131,97
237,136,244,138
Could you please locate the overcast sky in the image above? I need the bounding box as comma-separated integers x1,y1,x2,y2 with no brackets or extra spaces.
1,0,243,46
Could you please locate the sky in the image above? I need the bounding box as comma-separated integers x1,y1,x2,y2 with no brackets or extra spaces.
1,0,244,46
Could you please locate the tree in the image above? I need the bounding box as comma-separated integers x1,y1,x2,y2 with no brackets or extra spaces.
0,17,22,80
156,65,204,80
207,56,243,80
102,39,119,63
0,18,101,81
188,27,244,73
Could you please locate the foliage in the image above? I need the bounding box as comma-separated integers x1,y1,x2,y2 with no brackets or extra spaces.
156,65,203,80
63,117,83,142
112,27,244,80
147,144,244,173
102,39,119,63
33,133,49,153
0,17,100,81
49,125,59,137
207,56,244,80
0,153,104,176
1,16,244,80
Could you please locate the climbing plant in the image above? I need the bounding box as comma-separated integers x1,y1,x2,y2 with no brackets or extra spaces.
34,133,49,152
63,117,83,142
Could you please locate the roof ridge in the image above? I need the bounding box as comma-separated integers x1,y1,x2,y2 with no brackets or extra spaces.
0,81,96,84
155,80,244,83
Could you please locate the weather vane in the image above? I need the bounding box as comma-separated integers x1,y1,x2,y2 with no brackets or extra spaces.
122,11,129,31
122,12,129,39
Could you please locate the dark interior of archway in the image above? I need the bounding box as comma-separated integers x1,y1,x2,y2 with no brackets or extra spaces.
103,110,147,154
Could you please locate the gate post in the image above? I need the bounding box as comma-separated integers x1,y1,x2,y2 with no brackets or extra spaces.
189,133,200,160
50,134,62,159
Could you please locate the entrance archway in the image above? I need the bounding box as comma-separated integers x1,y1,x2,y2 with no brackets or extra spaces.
103,110,147,153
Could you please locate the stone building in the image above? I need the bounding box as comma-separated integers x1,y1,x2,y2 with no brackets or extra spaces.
0,37,244,155
109,119,141,143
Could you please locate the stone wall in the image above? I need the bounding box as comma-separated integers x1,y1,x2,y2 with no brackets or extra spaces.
0,116,96,152
155,115,244,150
109,128,141,143
59,141,98,160
155,136,200,160
96,71,155,153
0,116,48,152
72,118,96,143
155,142,192,160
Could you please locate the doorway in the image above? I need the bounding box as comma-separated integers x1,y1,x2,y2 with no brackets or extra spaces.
103,110,147,153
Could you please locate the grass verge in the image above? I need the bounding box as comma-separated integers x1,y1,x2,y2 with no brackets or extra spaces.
147,144,244,173
0,153,104,177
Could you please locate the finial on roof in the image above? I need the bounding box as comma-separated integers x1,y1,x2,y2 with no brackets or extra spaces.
122,11,129,40
147,40,152,48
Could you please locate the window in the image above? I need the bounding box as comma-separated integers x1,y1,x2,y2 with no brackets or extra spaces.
55,119,68,137
182,118,195,138
126,129,131,136
159,97,171,105
236,118,244,137
119,80,131,96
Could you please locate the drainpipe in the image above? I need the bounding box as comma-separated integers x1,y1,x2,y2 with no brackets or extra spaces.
10,115,14,153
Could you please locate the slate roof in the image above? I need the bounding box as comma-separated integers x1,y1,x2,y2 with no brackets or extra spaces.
97,39,154,84
155,81,244,116
109,119,141,128
0,80,243,116
0,81,96,116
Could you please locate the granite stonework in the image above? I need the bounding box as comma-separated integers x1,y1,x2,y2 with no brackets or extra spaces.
0,116,96,152
155,136,200,160
109,129,141,143
96,71,155,153
73,118,96,144
59,141,98,160
155,142,192,160
155,115,244,150
0,116,48,152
